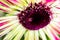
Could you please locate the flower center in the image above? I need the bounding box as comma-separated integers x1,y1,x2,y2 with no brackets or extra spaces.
18,3,52,30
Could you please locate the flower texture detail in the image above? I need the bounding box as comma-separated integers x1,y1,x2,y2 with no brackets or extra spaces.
0,0,60,40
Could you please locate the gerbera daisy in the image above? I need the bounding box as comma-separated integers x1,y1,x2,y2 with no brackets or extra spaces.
0,0,60,40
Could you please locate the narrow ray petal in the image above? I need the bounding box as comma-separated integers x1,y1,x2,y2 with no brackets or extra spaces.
24,31,34,40
49,23,60,34
0,0,22,11
51,7,60,14
43,25,58,40
50,21,60,34
0,1,9,8
26,0,36,3
6,0,27,10
24,31,29,40
48,25,60,40
7,0,18,4
36,0,42,3
34,30,39,40
0,5,14,13
45,0,56,6
17,0,28,7
49,0,59,7
0,16,17,23
0,5,18,14
0,0,13,7
3,25,22,40
55,1,60,9
39,29,47,40
0,8,7,12
0,19,14,23
0,20,18,30
0,21,8,26
0,16,17,20
13,25,26,40
0,22,19,37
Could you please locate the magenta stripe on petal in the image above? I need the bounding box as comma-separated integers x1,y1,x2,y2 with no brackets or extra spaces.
46,0,56,3
52,22,60,34
0,2,9,8
56,7,60,9
0,22,8,26
46,0,53,2
6,0,18,4
12,0,18,3
6,0,14,5
51,30,60,40
0,8,7,12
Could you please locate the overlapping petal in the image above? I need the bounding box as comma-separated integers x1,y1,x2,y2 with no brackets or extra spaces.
0,0,60,40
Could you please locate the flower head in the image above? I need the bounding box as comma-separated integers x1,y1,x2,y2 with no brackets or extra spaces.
0,0,60,40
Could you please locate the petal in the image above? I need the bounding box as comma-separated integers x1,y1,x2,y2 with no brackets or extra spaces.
39,29,47,40
0,21,19,37
6,0,18,4
50,0,59,7
34,31,39,40
24,31,29,40
45,0,56,3
24,30,34,40
26,0,36,3
0,21,8,27
50,21,60,34
0,1,9,8
0,16,18,30
43,25,60,40
51,7,60,14
0,0,24,13
35,0,42,3
3,25,20,40
13,25,26,40
48,25,60,40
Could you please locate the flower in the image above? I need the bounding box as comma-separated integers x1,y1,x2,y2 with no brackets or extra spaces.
0,0,60,40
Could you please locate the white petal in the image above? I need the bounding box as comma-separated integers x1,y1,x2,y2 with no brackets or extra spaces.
0,19,14,23
13,25,26,40
43,25,57,40
0,22,19,37
50,21,60,34
51,7,60,14
26,0,36,3
0,20,18,29
3,25,22,40
24,31,29,40
50,21,60,31
24,30,34,40
50,0,59,7
0,16,17,20
39,29,47,40
48,25,60,40
34,30,39,40
36,0,42,3
53,17,60,22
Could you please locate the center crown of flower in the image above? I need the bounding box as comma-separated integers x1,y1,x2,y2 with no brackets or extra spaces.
18,3,52,30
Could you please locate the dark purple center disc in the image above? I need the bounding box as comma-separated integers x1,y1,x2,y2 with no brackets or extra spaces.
18,3,52,30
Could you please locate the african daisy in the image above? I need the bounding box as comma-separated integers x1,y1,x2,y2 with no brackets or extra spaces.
0,0,60,40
